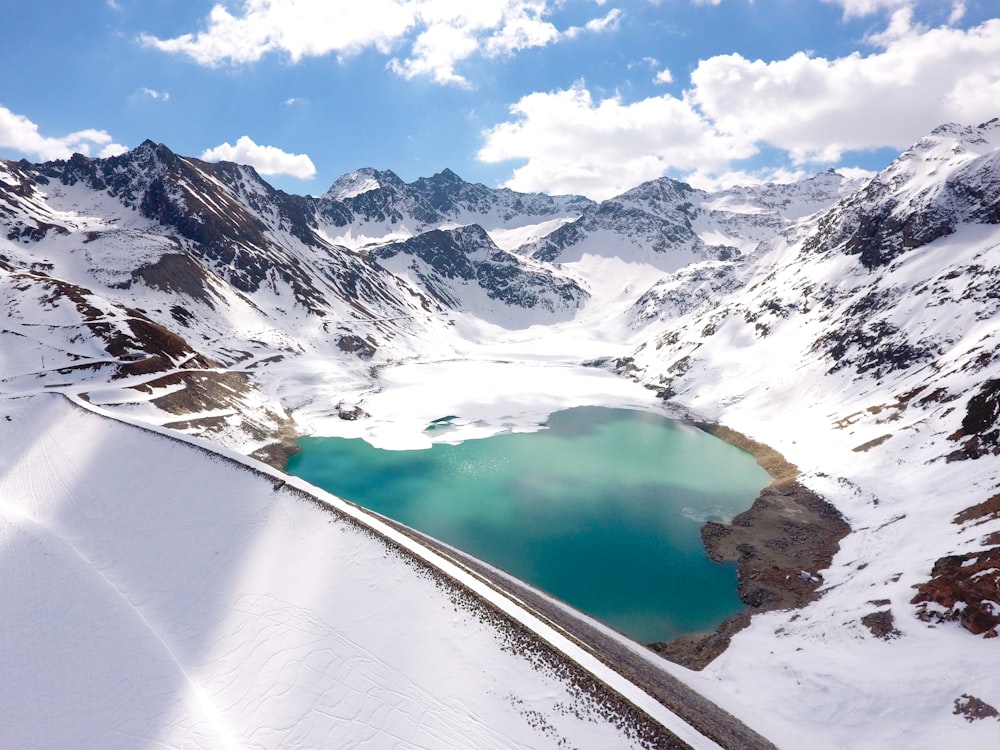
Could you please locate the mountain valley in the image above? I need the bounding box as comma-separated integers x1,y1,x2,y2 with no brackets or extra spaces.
3,120,1000,748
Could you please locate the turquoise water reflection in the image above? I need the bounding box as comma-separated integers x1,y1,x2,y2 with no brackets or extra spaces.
285,407,768,643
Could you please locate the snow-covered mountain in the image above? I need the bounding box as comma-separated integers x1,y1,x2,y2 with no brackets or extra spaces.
2,120,1000,748
373,223,586,325
315,165,591,249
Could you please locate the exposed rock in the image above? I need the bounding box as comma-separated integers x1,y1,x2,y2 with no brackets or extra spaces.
336,404,368,421
337,334,377,360
953,694,1000,723
911,547,1000,636
860,610,902,640
947,379,1000,460
651,425,850,669
374,224,585,314
132,252,219,307
700,481,850,611
953,493,1000,527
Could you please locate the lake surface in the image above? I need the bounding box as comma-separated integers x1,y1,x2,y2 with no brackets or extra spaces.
285,407,769,644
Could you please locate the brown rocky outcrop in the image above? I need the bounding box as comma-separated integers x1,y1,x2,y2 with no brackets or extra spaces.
652,425,851,669
911,547,1000,637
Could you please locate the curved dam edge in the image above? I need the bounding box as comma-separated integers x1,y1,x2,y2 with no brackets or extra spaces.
64,393,765,750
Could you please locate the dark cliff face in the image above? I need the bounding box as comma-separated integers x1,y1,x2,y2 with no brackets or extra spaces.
528,177,700,262
315,167,593,233
805,120,1000,271
374,224,586,312
8,144,444,320
947,379,1000,461
376,226,482,281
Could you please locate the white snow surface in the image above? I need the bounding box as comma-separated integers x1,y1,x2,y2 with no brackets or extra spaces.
4,123,1000,748
0,394,720,749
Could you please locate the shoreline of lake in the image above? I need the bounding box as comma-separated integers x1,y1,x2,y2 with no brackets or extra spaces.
273,412,850,671
283,407,769,644
268,414,849,746
650,423,851,670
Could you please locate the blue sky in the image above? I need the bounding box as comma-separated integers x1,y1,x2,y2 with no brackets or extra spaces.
1,0,998,199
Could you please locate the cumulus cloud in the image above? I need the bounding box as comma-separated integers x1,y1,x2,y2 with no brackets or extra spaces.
478,16,1000,197
689,17,1000,164
0,105,126,161
565,8,623,37
201,135,316,179
137,87,170,101
141,0,616,86
820,0,911,18
142,1,416,65
822,0,967,23
477,82,752,200
682,166,809,193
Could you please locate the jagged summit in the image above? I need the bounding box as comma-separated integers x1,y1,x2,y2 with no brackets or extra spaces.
323,167,403,201
925,117,1000,150
805,117,1000,269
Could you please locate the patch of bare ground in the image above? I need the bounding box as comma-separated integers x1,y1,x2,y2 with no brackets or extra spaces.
651,423,850,670
911,547,1000,637
954,694,1000,723
860,609,902,640
954,493,1000,527
128,369,300,466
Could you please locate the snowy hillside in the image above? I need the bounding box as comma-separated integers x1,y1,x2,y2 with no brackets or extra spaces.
623,119,1000,747
2,120,1000,748
0,394,713,749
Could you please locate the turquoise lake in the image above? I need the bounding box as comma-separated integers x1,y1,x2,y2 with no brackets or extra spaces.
285,406,769,644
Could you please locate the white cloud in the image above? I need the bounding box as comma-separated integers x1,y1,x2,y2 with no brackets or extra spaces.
949,1,966,24
822,0,968,24
689,17,1000,164
141,0,615,86
137,87,170,101
585,8,623,33
477,15,1000,198
654,67,673,84
141,1,417,65
682,166,809,192
477,82,752,200
833,165,878,182
0,105,126,161
820,0,911,18
99,142,129,158
201,135,316,179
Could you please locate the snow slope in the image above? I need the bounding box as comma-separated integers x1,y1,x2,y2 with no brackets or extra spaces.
0,393,725,749
3,121,1000,748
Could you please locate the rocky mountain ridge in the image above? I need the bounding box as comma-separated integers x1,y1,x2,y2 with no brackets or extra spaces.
3,121,1000,656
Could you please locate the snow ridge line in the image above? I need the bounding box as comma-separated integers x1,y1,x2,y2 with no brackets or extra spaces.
60,391,726,750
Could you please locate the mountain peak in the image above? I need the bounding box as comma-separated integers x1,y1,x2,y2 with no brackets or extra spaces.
429,167,463,183
323,167,405,201
916,119,1000,156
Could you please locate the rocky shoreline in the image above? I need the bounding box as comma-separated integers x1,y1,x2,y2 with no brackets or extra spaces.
651,423,851,670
